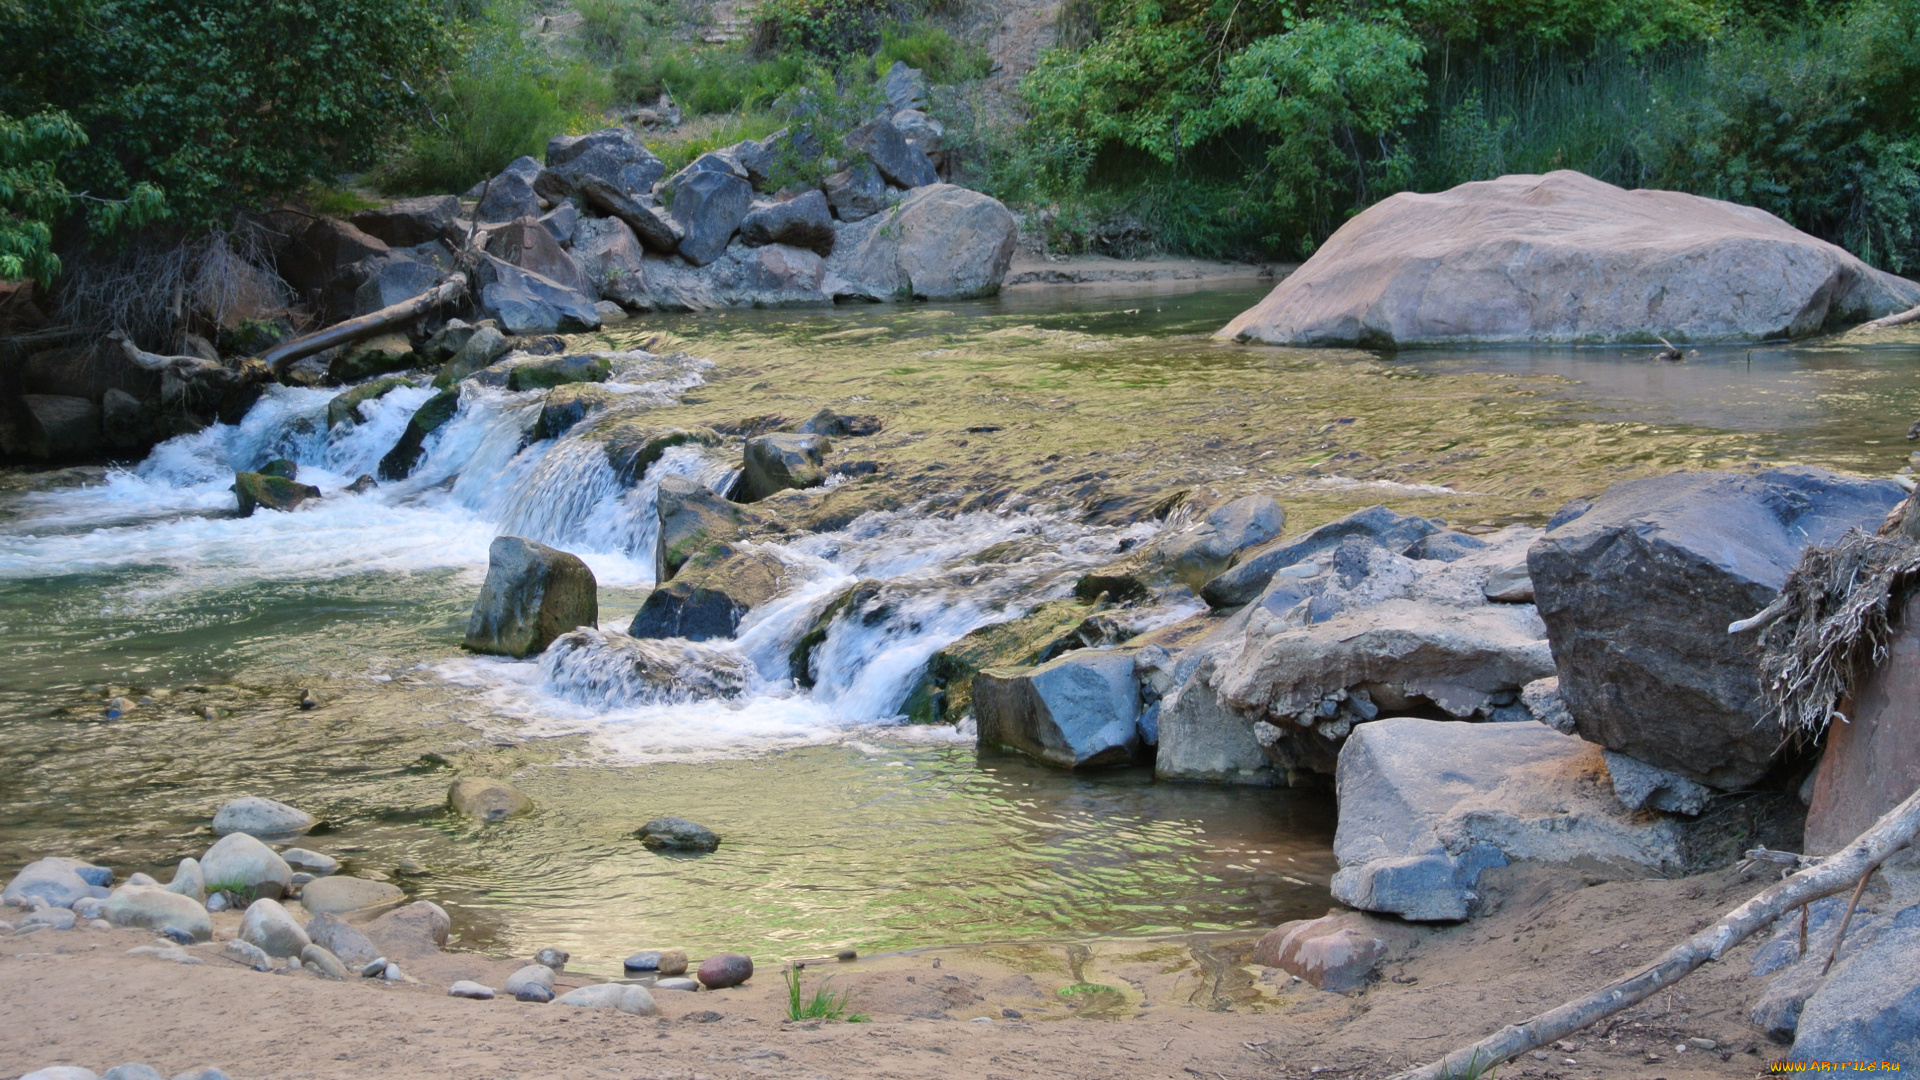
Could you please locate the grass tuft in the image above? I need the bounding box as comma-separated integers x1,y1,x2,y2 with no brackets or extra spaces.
784,964,868,1022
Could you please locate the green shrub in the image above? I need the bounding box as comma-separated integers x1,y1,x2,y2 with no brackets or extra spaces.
1,109,165,286
615,46,815,114
754,0,891,59
874,21,992,83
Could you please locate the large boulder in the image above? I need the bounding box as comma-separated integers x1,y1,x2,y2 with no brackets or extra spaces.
630,244,829,309
1202,505,1444,609
570,217,648,306
824,185,1016,301
668,169,754,267
378,387,461,481
17,394,100,459
462,535,598,658
278,217,389,302
1804,591,1920,854
473,254,601,336
1331,718,1684,921
539,128,665,203
298,875,405,917
823,163,887,223
350,255,444,319
882,61,929,112
306,912,381,967
365,899,452,958
1220,170,1920,347
475,156,546,223
628,547,785,641
199,832,292,900
844,118,939,189
738,191,835,255
1529,467,1905,789
351,195,460,247
484,215,594,296
238,898,310,957
739,433,830,502
577,179,684,254
974,649,1142,769
1790,903,1920,1066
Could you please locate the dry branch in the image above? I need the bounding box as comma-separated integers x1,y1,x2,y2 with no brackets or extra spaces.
114,333,235,380
1389,785,1920,1080
260,272,467,374
1861,302,1920,331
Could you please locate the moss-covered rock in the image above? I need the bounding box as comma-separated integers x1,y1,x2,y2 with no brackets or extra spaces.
628,545,785,641
738,432,831,502
377,386,461,481
900,599,1095,724
258,458,299,480
433,324,510,388
534,383,626,441
585,413,722,485
508,353,611,391
232,472,321,516
325,376,412,429
328,331,416,384
654,474,767,583
788,580,885,687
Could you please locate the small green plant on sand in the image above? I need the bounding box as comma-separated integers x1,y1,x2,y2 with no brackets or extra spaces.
784,965,868,1022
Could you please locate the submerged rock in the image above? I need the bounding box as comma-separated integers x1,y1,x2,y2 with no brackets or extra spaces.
325,377,410,429
974,649,1142,769
539,629,754,706
507,353,612,392
231,472,320,516
447,778,534,823
462,535,598,659
1331,718,1683,921
636,817,720,852
1219,170,1920,346
738,433,830,502
1530,466,1905,789
212,796,314,839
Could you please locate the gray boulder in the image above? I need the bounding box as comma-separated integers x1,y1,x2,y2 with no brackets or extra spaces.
351,255,444,318
212,796,314,839
306,912,381,967
505,963,556,1002
18,394,101,459
475,156,546,223
365,900,452,957
299,875,405,917
4,858,99,908
555,983,658,1015
538,130,666,203
239,897,309,957
1142,495,1285,589
462,535,599,659
1529,466,1905,789
668,170,755,267
1603,750,1713,815
570,217,648,306
974,649,1142,769
824,184,1016,301
1202,505,1445,609
739,433,830,502
1219,170,1920,346
164,857,205,903
823,163,887,222
473,254,601,336
483,215,593,296
1791,903,1920,1064
843,118,939,189
628,548,786,641
892,109,944,160
653,473,752,582
1332,717,1684,920
377,386,461,481
436,326,508,385
103,886,212,941
636,816,720,851
738,191,835,255
578,179,684,254
539,201,579,245
625,243,829,309
882,61,929,112
198,832,292,900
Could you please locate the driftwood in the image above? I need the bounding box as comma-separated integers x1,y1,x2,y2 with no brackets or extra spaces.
1389,785,1920,1080
113,333,253,384
1862,302,1920,331
260,272,467,374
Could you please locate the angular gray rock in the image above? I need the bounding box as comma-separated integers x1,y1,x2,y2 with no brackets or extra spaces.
103,886,211,941
738,191,835,255
739,433,830,502
823,163,887,223
570,217,648,306
473,254,602,336
1219,170,1920,346
1202,504,1445,609
1331,718,1684,920
1529,466,1905,788
198,832,292,900
577,179,684,254
539,202,579,245
462,535,599,659
891,109,944,159
483,215,593,296
845,119,938,189
882,61,929,112
475,156,546,223
1602,749,1713,815
1144,495,1285,587
668,169,755,267
629,547,786,642
1791,903,1920,1064
974,649,1142,769
824,184,1016,301
1521,676,1575,734
627,243,828,309
539,128,665,203
636,816,720,852
555,983,659,1014
211,796,314,839
365,900,452,957
239,897,310,957
652,473,748,582
351,255,445,318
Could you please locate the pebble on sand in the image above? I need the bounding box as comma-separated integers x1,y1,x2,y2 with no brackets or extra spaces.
696,952,754,989
449,980,497,999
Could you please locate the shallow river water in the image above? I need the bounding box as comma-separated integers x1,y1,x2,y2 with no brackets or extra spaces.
1,282,1915,973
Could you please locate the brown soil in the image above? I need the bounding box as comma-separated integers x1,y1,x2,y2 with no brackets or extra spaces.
4,863,1798,1079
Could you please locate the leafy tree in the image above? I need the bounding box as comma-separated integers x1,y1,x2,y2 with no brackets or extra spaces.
0,108,164,286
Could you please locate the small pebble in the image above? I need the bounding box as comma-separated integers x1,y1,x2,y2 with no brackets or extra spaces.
1687,1038,1718,1051
361,957,389,978
1001,1008,1022,1019
199,705,218,720
654,977,700,991
104,697,129,719
686,1010,723,1023
837,948,858,962
299,690,317,710
449,980,496,1000
205,894,228,913
157,926,194,945
969,1016,992,1023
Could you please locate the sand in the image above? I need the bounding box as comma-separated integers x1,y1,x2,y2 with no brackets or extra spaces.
1,862,1806,1080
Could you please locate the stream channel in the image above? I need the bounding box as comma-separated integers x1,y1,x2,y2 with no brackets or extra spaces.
1,281,1916,973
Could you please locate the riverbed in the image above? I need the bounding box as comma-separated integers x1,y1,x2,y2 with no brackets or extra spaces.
1,281,1914,974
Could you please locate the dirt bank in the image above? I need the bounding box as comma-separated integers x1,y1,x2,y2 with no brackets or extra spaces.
4,862,1804,1080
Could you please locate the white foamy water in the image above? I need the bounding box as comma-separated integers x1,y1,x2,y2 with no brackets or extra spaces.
0,346,1168,761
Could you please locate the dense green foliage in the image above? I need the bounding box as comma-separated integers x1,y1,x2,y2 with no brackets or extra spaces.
1002,0,1920,265
1,109,165,286
0,0,452,230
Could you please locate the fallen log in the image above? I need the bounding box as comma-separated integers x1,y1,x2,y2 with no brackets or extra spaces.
1861,302,1920,331
260,272,467,375
1389,784,1920,1080
114,333,231,379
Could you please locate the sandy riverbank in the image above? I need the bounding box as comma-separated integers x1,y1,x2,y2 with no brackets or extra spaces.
3,861,1804,1080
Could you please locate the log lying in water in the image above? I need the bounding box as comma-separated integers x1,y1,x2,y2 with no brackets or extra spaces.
260,272,467,375
1389,784,1920,1080
1862,301,1920,331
